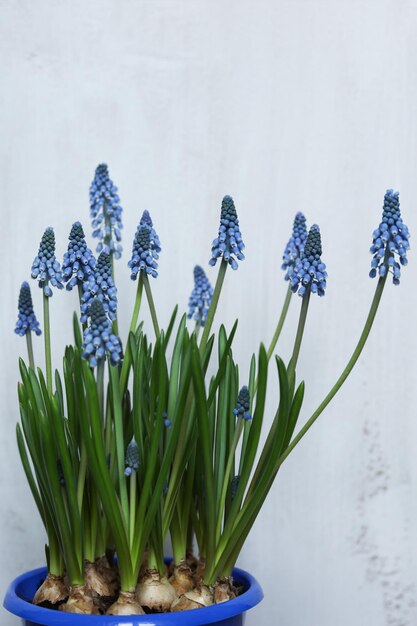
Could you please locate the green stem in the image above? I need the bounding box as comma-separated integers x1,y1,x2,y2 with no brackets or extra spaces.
266,284,292,362
26,332,35,370
147,547,164,575
142,273,160,338
48,542,64,577
279,273,387,465
171,507,186,564
43,294,52,393
77,282,83,304
109,365,129,525
215,419,244,542
97,360,105,421
199,259,228,351
129,273,144,335
77,283,87,332
77,442,88,511
129,471,137,549
253,284,292,395
104,199,119,337
119,274,144,394
287,289,311,386
110,254,119,336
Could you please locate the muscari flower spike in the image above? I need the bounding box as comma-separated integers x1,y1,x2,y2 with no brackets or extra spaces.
81,251,118,323
82,297,122,367
15,282,42,337
62,222,96,290
233,385,252,421
125,438,140,477
370,189,410,285
282,212,308,280
209,195,245,270
31,227,64,297
140,210,161,251
290,224,327,297
187,265,213,327
90,163,123,259
128,224,159,279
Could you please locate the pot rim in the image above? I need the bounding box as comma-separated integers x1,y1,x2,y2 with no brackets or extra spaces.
3,565,263,625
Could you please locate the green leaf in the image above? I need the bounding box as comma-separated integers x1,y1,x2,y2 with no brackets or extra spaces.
16,423,45,523
282,381,305,451
207,321,238,408
76,357,134,590
190,337,216,568
72,312,82,349
163,304,179,349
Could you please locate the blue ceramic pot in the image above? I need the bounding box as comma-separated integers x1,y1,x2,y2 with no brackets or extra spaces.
4,565,263,626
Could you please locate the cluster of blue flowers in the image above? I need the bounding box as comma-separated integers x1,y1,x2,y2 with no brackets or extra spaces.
209,195,245,270
290,225,327,297
15,282,42,337
82,298,122,367
139,210,161,252
62,222,96,290
81,251,118,323
233,386,252,421
128,211,160,279
370,189,410,285
90,164,123,259
124,438,140,477
282,212,307,280
17,161,413,384
187,265,213,327
31,228,64,297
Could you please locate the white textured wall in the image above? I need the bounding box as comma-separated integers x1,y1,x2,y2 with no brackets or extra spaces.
1,1,417,624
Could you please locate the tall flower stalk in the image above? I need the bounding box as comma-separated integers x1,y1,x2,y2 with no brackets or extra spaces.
280,189,410,462
287,224,327,383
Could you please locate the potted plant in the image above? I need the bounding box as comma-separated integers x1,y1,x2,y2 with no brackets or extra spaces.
3,165,410,624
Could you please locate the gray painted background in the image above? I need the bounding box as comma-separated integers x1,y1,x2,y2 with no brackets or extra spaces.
1,1,417,624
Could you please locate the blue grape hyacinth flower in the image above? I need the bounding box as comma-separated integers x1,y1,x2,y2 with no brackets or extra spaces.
15,282,42,336
290,225,327,297
82,297,122,367
125,438,140,477
209,195,245,270
282,212,307,280
90,164,123,259
187,265,213,327
31,227,64,297
233,385,252,421
80,251,118,323
370,189,410,285
139,210,161,252
62,222,96,290
128,224,159,279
